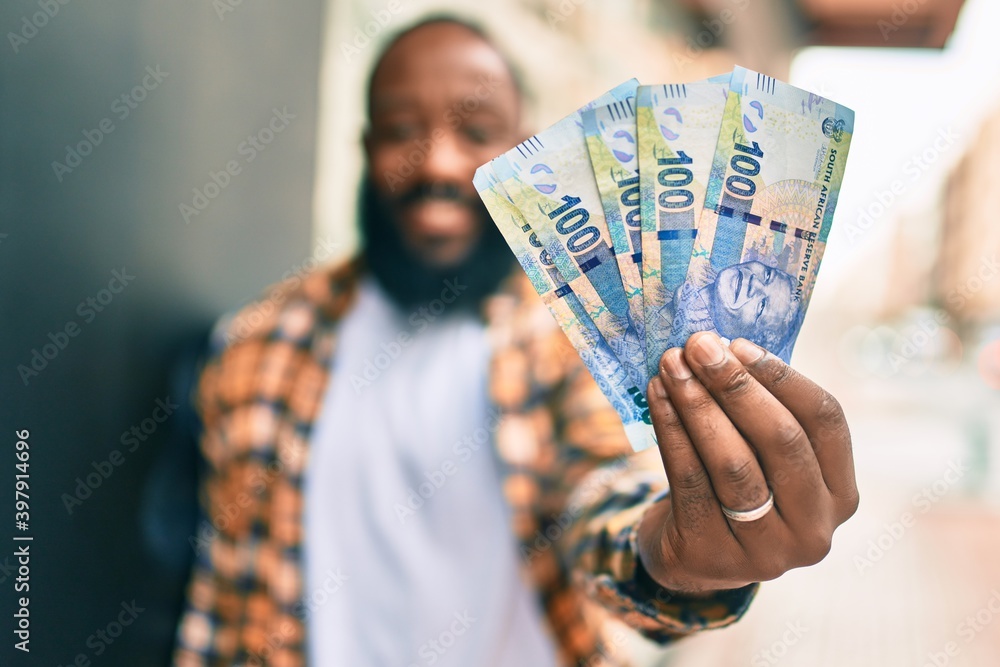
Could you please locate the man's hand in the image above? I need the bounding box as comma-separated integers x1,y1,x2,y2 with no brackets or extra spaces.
636,331,859,595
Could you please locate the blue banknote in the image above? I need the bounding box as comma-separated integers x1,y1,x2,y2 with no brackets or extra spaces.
637,75,731,379
491,80,648,391
672,67,855,360
581,97,645,357
474,164,655,452
473,67,854,451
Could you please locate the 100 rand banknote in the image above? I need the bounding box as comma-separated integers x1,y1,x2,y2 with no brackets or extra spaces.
669,67,855,360
473,164,655,452
637,74,731,380
581,96,644,356
492,80,648,392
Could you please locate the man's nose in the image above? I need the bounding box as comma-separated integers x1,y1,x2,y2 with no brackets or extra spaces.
414,129,474,186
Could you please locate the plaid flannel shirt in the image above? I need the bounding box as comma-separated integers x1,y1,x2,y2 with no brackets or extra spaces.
173,258,757,667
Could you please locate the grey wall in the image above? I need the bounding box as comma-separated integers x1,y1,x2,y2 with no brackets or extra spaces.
1,1,325,663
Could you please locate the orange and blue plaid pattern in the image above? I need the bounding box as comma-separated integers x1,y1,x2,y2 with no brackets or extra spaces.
172,258,756,667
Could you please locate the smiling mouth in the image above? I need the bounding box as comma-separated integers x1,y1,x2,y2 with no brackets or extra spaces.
733,269,744,302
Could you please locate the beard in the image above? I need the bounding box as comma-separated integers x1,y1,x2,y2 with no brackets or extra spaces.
358,175,516,314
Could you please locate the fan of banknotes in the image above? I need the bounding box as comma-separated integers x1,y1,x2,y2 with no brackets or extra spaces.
474,66,854,451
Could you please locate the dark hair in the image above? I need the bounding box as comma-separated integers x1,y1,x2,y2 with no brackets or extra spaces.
364,13,528,120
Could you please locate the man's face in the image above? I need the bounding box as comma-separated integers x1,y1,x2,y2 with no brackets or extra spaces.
364,23,522,268
710,261,796,342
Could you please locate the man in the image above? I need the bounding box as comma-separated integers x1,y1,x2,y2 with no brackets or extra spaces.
173,17,858,667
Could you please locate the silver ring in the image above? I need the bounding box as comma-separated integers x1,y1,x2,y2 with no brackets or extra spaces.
721,490,774,522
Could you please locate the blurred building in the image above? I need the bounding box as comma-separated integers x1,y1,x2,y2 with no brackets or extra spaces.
937,108,1000,327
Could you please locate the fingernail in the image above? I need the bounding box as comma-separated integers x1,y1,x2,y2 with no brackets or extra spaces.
731,338,766,365
661,348,692,380
690,332,726,366
648,374,668,399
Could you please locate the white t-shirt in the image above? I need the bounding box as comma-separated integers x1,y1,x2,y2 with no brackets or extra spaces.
303,278,559,666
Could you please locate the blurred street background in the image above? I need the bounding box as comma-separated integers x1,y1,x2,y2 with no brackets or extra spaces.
3,0,999,664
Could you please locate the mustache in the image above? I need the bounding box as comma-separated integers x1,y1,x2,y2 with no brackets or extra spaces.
395,181,478,207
